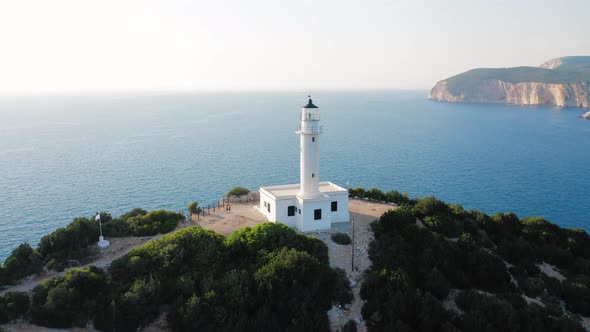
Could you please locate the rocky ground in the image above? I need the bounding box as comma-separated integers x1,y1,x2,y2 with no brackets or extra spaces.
310,199,396,332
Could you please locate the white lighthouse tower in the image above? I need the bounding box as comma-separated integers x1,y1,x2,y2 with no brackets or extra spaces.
297,98,322,199
259,97,349,232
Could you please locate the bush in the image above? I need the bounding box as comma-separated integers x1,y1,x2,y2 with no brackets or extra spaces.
412,196,449,219
102,218,132,237
332,268,353,306
120,208,148,220
384,190,411,205
1,243,43,285
365,188,385,201
38,217,99,262
0,291,30,323
227,186,250,197
331,232,352,245
255,248,334,331
348,187,365,198
31,266,110,328
342,319,357,332
47,258,65,272
126,209,182,236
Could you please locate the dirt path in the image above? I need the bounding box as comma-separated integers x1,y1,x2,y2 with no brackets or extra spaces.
311,199,396,332
191,200,266,235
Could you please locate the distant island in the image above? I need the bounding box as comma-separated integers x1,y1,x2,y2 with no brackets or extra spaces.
429,56,590,108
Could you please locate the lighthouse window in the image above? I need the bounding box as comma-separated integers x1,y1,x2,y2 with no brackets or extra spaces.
314,209,322,220
287,206,296,217
312,137,315,142
331,201,338,212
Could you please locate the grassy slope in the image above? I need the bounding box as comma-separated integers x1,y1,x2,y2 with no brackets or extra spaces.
444,56,590,95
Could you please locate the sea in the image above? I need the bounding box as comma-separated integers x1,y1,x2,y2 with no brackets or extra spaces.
1,91,589,261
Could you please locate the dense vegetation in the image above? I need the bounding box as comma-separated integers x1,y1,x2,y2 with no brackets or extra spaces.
23,223,351,331
0,209,183,287
349,187,412,206
355,188,590,331
227,186,250,197
0,291,29,324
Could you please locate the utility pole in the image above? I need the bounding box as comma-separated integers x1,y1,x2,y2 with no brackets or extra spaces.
351,216,355,272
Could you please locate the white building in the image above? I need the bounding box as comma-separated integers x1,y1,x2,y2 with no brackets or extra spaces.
259,98,349,232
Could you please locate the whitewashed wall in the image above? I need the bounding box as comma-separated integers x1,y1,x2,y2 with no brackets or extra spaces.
297,200,332,232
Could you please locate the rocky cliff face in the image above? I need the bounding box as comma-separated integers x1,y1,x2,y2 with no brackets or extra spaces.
429,80,590,108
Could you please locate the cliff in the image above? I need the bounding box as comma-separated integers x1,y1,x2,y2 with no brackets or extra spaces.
429,56,590,108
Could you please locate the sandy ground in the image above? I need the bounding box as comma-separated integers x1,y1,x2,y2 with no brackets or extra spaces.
311,199,396,332
191,201,266,235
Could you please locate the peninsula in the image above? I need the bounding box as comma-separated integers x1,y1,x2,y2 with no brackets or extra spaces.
429,56,590,108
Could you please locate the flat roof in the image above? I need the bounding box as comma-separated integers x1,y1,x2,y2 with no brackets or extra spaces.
260,181,347,199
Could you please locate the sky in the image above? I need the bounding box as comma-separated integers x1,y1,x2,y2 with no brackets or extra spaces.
0,0,589,93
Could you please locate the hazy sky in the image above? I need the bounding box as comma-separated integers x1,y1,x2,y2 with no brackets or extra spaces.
1,0,589,93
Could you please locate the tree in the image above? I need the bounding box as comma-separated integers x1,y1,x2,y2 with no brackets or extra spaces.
188,201,201,220
227,187,250,197
255,248,334,331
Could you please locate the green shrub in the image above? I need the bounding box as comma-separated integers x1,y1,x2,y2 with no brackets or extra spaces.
126,209,182,236
365,188,385,201
227,186,250,197
332,268,353,306
31,266,110,328
348,187,365,198
331,232,351,245
1,243,43,285
120,208,148,220
342,319,357,332
0,291,30,323
412,196,449,219
102,218,132,237
384,190,411,205
47,258,64,272
38,217,99,262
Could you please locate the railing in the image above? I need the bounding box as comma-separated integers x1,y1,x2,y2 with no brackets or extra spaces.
296,125,324,134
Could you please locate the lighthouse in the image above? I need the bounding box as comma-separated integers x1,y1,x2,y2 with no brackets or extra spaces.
259,97,350,232
297,98,322,199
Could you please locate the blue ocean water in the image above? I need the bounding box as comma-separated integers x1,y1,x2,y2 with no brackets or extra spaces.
0,91,589,261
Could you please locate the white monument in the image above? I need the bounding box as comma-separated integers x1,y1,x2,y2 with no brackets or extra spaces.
259,97,349,232
96,213,110,248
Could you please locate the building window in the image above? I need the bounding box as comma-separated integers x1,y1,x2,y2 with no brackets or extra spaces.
314,209,322,220
287,206,295,217
298,209,301,214
331,201,338,212
312,137,315,142
267,204,270,213
264,201,267,207
312,173,315,178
